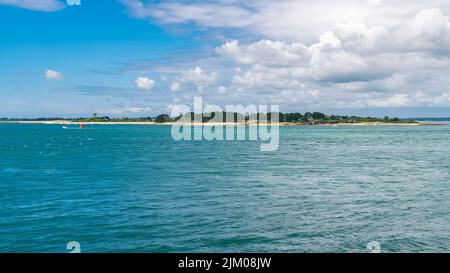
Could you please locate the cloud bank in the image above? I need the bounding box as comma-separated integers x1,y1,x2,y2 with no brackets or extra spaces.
117,1,450,110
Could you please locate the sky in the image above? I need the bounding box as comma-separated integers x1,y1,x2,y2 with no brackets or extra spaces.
2,0,450,118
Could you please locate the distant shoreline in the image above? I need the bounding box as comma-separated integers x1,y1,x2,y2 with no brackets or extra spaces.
2,111,432,126
0,120,428,126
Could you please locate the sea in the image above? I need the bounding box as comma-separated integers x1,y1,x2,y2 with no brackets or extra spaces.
0,123,449,253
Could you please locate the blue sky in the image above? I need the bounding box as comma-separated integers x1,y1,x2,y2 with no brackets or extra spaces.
2,0,450,118
0,0,206,117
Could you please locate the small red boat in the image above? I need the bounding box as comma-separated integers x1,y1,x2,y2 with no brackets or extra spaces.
80,123,85,129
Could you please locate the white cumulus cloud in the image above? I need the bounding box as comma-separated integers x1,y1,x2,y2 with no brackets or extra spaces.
134,77,155,90
178,67,217,86
45,69,63,81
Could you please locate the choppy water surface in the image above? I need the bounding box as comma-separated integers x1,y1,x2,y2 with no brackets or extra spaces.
0,124,449,252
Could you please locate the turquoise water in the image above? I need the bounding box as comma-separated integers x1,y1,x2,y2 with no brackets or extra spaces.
0,123,449,253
